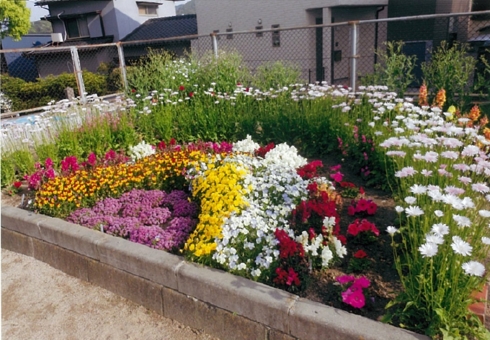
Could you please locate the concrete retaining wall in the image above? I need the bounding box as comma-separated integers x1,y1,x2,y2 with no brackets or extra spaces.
1,206,429,340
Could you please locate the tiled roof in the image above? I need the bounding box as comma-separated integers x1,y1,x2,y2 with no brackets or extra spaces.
122,14,197,42
24,36,114,55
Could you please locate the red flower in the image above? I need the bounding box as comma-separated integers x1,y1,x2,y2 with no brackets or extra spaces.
188,91,194,98
13,181,22,189
359,187,365,195
131,89,136,93
347,205,356,216
157,141,166,150
170,138,176,146
356,199,369,212
337,234,347,245
179,85,185,91
366,202,377,215
286,268,300,286
353,249,368,259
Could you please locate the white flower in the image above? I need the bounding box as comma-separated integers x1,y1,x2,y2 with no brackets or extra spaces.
333,237,347,258
462,261,485,277
404,196,417,204
386,226,398,236
434,210,444,217
431,223,449,236
410,184,427,195
482,237,490,245
405,206,424,217
419,242,438,258
233,135,260,153
425,233,444,245
129,140,155,161
472,183,490,194
321,247,333,267
479,210,490,218
452,214,472,228
451,236,472,256
395,206,404,213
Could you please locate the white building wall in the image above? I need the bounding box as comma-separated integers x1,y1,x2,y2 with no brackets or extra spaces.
113,1,176,41
195,0,387,85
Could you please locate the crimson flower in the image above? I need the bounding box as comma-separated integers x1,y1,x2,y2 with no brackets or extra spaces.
286,268,300,286
179,85,185,91
353,249,368,259
188,91,194,97
13,181,22,189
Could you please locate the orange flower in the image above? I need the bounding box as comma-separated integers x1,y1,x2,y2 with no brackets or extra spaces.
418,82,428,106
484,127,490,141
468,105,481,122
433,88,446,109
480,115,489,127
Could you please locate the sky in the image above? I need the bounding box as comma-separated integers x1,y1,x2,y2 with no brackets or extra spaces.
26,0,49,22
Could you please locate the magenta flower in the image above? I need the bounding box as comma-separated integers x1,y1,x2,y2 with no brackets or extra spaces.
341,288,366,308
330,171,344,182
336,275,355,284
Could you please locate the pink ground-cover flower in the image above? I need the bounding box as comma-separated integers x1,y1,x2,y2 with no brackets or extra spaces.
338,275,371,308
341,288,366,309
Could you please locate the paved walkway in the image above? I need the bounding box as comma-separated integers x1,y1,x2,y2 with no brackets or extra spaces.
2,249,218,340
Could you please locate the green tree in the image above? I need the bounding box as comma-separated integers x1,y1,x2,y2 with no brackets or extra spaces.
0,0,31,40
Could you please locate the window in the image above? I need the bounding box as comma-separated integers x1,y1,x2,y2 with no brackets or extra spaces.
226,28,233,39
271,24,280,47
64,17,89,38
138,3,158,16
255,25,263,37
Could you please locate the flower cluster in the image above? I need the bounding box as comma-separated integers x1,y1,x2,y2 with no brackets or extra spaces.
347,219,379,244
347,198,377,216
273,228,308,291
24,158,56,190
337,275,371,309
67,189,198,252
129,140,156,161
34,147,208,218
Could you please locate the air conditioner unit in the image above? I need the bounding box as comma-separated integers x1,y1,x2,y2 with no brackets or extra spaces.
51,33,64,43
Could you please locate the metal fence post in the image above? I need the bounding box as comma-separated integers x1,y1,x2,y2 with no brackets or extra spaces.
349,21,359,91
211,33,218,58
117,42,128,92
70,46,86,104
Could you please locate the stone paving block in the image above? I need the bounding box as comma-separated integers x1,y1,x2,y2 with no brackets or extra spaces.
1,206,46,239
97,236,183,290
38,218,108,260
162,287,268,340
1,228,34,256
87,259,163,315
176,261,297,333
289,297,429,340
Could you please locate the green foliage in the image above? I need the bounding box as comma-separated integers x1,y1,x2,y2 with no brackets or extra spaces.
0,157,16,187
421,41,477,110
0,0,30,40
252,61,302,89
0,72,110,111
360,41,417,97
28,20,52,34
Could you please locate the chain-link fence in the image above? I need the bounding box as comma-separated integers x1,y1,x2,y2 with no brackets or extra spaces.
1,10,489,115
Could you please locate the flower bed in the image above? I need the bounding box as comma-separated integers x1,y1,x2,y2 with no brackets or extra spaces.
2,78,490,338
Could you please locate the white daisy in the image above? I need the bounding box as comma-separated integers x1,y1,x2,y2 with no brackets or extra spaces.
462,261,485,277
434,210,444,217
418,242,438,258
451,236,472,256
431,223,449,236
405,206,424,217
404,196,417,204
482,237,490,245
453,214,472,228
386,226,398,236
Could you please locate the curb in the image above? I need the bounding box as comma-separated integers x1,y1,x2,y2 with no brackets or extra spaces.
1,206,429,340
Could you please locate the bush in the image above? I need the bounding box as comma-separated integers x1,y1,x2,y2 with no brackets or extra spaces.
253,61,302,89
0,71,110,111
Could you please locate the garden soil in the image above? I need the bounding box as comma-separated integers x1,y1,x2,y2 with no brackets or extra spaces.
2,156,490,335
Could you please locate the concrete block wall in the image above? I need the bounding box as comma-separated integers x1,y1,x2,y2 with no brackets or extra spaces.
1,206,429,340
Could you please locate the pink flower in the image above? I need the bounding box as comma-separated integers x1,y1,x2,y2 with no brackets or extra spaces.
353,276,370,289
342,288,366,308
330,164,342,172
330,171,344,182
336,275,355,284
286,268,300,286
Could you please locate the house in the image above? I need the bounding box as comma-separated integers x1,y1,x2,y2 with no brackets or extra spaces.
121,14,198,64
36,0,176,43
193,0,389,85
26,0,176,77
